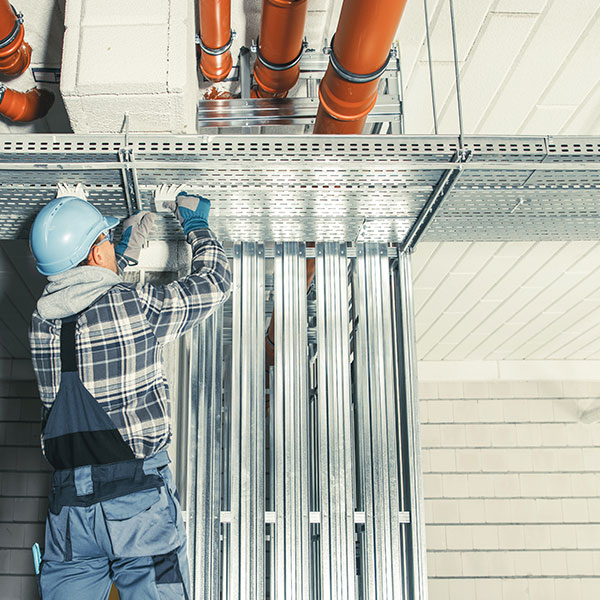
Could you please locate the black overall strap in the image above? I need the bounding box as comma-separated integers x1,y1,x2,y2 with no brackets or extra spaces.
43,313,136,470
60,317,78,372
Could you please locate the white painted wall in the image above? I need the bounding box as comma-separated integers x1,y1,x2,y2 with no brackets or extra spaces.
420,378,600,599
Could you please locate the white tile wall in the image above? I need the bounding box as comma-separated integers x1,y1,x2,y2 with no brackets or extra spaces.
0,361,50,600
420,379,600,599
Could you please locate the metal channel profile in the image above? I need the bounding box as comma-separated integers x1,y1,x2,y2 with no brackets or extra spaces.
315,243,356,600
401,150,470,253
189,310,224,600
353,244,403,600
197,95,402,128
393,251,429,600
227,243,265,600
273,243,311,599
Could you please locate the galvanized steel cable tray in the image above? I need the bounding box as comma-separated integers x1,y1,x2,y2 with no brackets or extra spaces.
0,134,599,243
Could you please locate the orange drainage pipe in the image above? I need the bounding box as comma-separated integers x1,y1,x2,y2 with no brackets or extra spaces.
0,0,31,77
252,0,308,99
198,0,233,82
0,85,54,122
314,0,408,134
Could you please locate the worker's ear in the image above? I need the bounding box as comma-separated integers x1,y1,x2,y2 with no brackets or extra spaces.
86,243,103,267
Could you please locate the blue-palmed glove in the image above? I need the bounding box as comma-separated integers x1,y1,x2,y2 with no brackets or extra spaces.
164,191,211,235
114,211,156,264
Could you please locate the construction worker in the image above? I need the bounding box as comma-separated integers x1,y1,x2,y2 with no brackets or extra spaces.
28,185,231,599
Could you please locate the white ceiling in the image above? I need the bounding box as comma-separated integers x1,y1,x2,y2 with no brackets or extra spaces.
413,241,600,362
398,0,600,136
1,0,599,371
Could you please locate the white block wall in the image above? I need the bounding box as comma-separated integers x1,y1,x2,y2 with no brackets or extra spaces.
420,379,600,599
61,0,198,133
0,360,51,600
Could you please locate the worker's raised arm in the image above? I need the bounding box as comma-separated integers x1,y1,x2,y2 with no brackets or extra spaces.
136,188,231,345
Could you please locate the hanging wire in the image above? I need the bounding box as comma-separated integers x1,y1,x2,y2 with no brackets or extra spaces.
448,0,465,149
423,0,439,134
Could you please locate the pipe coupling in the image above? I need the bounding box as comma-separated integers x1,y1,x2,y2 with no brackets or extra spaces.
256,37,307,72
327,34,391,84
0,5,23,49
197,30,235,56
0,83,5,103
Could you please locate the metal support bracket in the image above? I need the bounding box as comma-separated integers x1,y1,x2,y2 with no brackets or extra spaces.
400,148,471,253
239,46,252,100
118,115,141,216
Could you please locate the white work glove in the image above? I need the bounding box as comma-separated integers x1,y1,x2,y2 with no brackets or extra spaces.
56,183,87,200
114,212,156,265
154,184,186,207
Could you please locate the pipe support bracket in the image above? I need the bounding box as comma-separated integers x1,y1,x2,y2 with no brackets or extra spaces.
327,34,391,84
197,30,235,56
256,37,307,72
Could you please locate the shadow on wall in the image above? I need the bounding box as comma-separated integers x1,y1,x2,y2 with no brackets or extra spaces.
242,0,261,50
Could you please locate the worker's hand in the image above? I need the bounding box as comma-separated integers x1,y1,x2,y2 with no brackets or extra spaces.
114,211,156,264
164,191,211,235
56,183,87,200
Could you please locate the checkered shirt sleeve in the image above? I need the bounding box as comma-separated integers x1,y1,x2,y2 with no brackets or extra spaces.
30,228,231,459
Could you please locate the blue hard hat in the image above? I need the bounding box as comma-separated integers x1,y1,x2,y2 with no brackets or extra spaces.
30,196,119,276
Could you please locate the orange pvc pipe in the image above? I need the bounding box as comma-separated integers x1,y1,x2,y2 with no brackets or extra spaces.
198,0,233,82
0,86,54,122
0,0,31,77
314,0,407,134
253,0,308,98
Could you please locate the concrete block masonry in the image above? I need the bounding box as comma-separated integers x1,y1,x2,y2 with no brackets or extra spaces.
61,0,197,133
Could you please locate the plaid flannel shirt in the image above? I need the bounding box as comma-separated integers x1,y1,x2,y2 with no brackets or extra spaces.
30,229,231,459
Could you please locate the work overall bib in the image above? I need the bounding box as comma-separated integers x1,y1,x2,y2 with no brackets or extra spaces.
39,314,190,599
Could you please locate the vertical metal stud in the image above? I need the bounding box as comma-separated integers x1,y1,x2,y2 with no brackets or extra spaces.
353,243,403,600
273,242,311,599
394,250,429,600
192,309,224,600
315,242,356,600
228,242,265,600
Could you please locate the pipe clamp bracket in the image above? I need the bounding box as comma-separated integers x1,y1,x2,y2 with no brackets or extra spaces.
256,37,307,72
327,34,391,84
198,30,235,56
0,84,5,103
